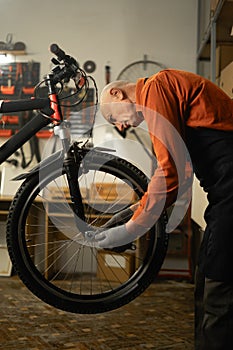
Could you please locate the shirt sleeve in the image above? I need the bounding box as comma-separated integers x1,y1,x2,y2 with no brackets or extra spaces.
131,78,191,228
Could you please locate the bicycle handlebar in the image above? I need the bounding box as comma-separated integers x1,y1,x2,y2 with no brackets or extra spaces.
49,43,80,84
0,45,92,115
0,98,51,113
50,44,66,61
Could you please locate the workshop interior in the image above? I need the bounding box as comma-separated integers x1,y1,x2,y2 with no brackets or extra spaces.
0,0,232,349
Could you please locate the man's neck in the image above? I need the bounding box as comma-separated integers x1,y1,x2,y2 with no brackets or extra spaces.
125,83,136,103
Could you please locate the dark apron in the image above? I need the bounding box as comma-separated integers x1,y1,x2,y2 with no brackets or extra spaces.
186,127,233,282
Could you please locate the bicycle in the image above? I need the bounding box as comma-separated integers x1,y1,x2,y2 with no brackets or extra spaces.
0,44,169,314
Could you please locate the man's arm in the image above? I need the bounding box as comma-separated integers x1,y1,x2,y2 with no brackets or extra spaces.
130,77,190,229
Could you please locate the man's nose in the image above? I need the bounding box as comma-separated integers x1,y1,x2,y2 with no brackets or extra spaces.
115,123,125,131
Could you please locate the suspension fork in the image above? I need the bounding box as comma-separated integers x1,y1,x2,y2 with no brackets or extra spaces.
51,126,88,233
64,143,87,233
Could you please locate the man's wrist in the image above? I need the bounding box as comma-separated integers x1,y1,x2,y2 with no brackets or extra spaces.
126,220,150,236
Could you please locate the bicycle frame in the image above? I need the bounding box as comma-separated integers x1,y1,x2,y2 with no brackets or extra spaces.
0,108,51,164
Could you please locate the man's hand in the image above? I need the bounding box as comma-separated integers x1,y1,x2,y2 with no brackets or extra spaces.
95,224,137,249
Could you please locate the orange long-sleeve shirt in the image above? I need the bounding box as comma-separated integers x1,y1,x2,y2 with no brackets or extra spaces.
131,69,233,228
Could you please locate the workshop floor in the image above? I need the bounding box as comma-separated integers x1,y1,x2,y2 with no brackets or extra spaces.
0,276,194,350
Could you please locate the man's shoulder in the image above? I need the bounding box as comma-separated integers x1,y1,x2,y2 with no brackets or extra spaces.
147,69,208,91
150,69,200,80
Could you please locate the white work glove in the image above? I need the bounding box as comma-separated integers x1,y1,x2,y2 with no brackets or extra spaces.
95,224,138,249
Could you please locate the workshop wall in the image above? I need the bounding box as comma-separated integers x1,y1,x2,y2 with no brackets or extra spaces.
0,0,197,91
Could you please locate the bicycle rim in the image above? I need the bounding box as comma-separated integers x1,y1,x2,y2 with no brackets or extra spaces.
7,151,168,313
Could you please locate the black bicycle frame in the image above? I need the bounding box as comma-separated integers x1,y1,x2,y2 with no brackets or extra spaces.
0,112,51,164
0,96,54,164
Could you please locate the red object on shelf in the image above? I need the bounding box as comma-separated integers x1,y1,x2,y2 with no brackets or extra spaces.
0,86,15,94
22,87,34,95
36,130,53,138
0,129,12,137
1,115,19,124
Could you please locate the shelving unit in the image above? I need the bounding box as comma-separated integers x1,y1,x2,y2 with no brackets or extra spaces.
159,205,193,280
197,0,233,81
191,0,233,280
0,188,195,280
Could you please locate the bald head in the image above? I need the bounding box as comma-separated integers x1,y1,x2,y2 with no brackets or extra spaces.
100,80,130,104
99,80,143,131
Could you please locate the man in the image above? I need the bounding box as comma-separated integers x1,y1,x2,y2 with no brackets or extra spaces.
96,69,233,350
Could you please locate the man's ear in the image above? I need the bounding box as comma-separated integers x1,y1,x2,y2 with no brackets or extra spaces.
109,88,124,101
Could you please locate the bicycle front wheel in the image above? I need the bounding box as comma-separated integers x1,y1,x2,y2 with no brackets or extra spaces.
7,151,168,314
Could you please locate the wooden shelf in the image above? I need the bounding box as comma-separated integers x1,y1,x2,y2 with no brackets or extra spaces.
0,50,26,56
0,210,8,215
197,0,233,81
197,0,233,60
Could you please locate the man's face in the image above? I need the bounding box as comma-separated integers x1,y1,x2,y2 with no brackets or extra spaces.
101,101,143,131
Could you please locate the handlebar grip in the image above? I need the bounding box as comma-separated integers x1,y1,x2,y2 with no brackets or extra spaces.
50,43,66,60
0,98,51,113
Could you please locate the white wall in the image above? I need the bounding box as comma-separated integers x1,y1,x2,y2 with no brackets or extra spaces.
0,0,197,91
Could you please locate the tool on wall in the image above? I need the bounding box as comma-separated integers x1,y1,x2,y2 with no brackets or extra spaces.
0,33,26,52
5,33,14,51
83,60,96,73
105,65,111,84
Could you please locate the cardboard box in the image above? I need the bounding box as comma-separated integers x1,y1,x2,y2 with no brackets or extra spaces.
216,45,233,78
211,0,233,14
210,0,220,13
90,182,136,202
220,61,233,98
97,250,135,282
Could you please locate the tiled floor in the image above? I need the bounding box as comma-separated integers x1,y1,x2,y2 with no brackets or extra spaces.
0,276,194,350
